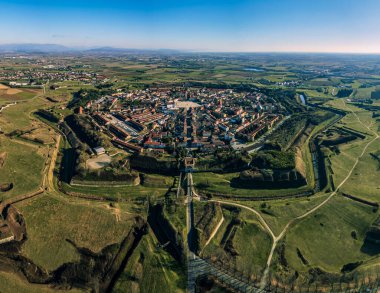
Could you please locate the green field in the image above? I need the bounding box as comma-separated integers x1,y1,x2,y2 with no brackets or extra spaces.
284,196,378,273
0,138,46,200
192,172,311,198
0,271,83,293
2,53,380,291
61,181,169,200
236,194,330,236
16,194,135,271
202,206,272,276
325,100,380,201
0,87,41,102
112,230,186,293
336,140,380,201
0,96,47,133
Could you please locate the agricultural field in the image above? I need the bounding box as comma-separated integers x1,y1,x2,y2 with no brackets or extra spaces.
0,84,41,102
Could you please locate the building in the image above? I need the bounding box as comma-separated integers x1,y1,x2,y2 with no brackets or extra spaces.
93,146,105,155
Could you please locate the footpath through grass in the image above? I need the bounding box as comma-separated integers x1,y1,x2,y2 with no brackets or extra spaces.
284,196,378,273
236,194,330,236
112,230,186,293
203,206,272,275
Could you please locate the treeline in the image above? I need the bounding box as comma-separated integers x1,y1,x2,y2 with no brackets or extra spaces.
251,150,295,170
68,87,115,108
129,154,178,174
371,89,380,99
233,168,306,189
72,167,139,184
196,151,251,172
336,88,353,98
65,114,103,148
172,81,259,92
267,114,308,150
261,88,305,114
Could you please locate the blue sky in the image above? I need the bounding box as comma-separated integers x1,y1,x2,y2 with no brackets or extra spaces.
0,0,380,52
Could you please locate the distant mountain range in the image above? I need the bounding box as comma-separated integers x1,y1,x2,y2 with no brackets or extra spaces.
0,43,182,54
0,44,71,53
1,43,376,56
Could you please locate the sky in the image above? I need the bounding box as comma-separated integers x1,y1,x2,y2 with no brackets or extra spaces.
0,0,380,53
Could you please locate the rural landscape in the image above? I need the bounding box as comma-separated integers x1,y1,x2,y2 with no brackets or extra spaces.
1,49,380,293
1,0,380,292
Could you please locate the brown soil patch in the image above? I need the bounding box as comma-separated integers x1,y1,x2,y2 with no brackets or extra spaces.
3,205,26,241
295,147,306,178
20,127,55,145
0,222,12,239
0,84,9,90
130,281,140,293
5,89,22,95
105,204,122,222
86,154,112,170
0,152,6,168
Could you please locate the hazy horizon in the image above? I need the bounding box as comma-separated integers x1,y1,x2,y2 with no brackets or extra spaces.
1,0,380,53
3,43,380,55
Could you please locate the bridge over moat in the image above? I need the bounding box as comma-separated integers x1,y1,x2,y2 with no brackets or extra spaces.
179,157,262,293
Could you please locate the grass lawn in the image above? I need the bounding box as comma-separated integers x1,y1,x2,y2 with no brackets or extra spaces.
0,96,46,133
193,172,311,198
284,196,378,273
0,88,41,102
325,101,380,201
338,138,380,202
164,201,187,240
142,173,174,188
15,194,135,271
62,181,168,200
203,206,272,276
0,271,84,293
0,137,46,200
238,194,330,236
112,230,186,293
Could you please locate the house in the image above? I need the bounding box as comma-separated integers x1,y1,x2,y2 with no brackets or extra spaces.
93,146,105,155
